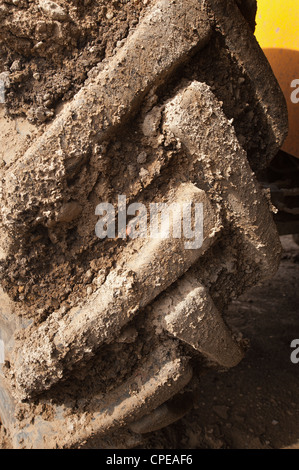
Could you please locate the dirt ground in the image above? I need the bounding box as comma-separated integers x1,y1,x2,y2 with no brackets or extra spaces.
0,234,298,449
146,235,299,449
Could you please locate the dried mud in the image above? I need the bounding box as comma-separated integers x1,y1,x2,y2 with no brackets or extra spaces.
0,0,290,449
0,0,154,123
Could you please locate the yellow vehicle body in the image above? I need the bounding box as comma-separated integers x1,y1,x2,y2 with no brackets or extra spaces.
255,0,299,158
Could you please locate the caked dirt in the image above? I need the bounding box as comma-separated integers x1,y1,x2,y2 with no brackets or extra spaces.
1,235,298,449
0,0,293,449
0,0,279,328
0,0,154,123
145,236,299,449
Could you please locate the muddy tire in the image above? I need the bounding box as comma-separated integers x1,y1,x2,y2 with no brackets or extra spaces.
0,0,287,448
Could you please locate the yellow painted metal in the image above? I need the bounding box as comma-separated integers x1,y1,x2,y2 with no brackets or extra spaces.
255,0,299,157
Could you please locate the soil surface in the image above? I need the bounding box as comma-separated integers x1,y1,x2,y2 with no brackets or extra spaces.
146,235,299,449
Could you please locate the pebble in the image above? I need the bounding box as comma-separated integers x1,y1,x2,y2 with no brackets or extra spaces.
116,39,126,49
35,107,48,121
33,42,44,53
10,60,22,72
35,106,54,122
39,0,68,21
56,202,82,223
84,269,93,282
137,151,147,164
93,269,106,287
106,11,114,20
86,286,93,296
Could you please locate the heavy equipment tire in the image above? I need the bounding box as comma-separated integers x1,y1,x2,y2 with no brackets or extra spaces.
0,0,287,448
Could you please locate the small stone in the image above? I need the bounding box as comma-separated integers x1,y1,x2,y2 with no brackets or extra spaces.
56,202,82,223
106,11,114,20
86,286,93,296
137,151,147,164
33,42,44,51
116,39,125,49
35,107,47,121
84,269,93,282
271,420,279,426
93,269,106,287
89,260,98,272
33,72,41,80
39,0,68,21
10,60,22,72
36,21,47,34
